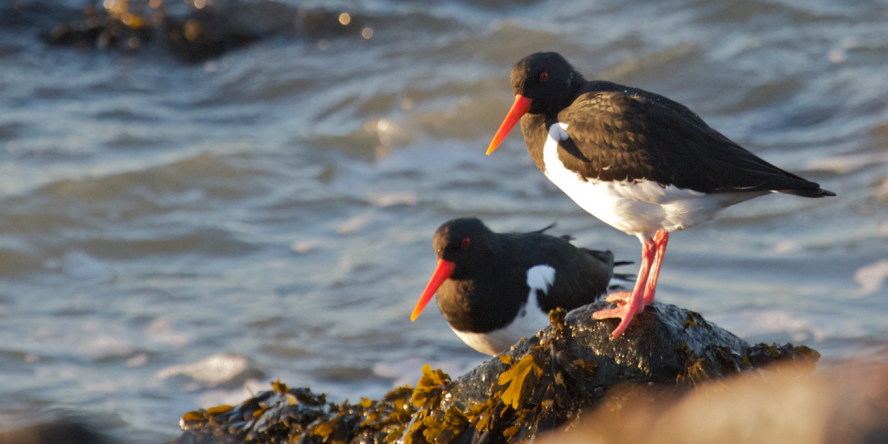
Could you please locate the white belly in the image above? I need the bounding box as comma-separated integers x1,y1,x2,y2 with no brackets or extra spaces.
452,321,543,356
542,122,764,239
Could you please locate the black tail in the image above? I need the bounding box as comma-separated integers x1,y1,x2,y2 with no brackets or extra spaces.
608,272,636,292
529,222,557,234
777,187,836,198
584,251,637,269
526,222,575,241
583,249,614,267
609,259,636,288
585,250,636,277
612,273,636,282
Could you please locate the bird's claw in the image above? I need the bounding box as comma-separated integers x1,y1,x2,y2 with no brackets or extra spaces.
604,291,632,305
593,291,645,339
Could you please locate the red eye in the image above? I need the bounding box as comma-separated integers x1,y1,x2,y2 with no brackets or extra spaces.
539,71,549,82
460,237,471,249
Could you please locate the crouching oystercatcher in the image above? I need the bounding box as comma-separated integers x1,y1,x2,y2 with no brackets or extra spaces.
410,217,632,355
486,52,835,339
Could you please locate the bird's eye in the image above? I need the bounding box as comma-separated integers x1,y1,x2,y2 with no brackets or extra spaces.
460,237,471,249
539,71,549,82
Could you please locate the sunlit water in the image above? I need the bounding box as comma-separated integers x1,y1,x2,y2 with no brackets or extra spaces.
0,0,887,441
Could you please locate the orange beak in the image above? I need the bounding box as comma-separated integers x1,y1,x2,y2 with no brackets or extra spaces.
410,259,456,321
486,94,533,155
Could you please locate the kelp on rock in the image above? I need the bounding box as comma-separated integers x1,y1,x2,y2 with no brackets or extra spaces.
171,303,820,444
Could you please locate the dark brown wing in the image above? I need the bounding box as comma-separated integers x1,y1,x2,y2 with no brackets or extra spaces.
506,232,612,311
555,81,833,196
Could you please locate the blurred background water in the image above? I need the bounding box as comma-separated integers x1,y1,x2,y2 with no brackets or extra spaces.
0,0,886,441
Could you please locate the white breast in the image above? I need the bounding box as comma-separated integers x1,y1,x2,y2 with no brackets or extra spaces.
542,122,764,239
451,265,556,356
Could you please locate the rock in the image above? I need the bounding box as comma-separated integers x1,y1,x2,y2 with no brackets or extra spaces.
161,3,363,63
447,302,751,409
0,419,112,444
36,1,366,62
537,361,888,444
168,302,820,444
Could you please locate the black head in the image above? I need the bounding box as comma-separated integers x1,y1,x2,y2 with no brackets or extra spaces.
510,52,584,114
487,52,585,155
432,218,493,278
410,217,495,322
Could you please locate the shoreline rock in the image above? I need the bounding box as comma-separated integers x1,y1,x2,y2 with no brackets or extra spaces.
5,1,366,62
168,302,819,444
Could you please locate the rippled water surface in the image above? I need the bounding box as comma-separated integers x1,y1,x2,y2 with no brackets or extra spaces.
1,0,887,441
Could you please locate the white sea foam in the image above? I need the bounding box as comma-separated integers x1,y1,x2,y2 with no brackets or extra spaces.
291,237,334,254
156,354,252,386
197,378,269,408
370,191,417,207
854,259,888,297
708,309,866,343
337,213,373,234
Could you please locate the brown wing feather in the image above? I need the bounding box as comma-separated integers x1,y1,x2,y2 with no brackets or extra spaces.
555,81,833,196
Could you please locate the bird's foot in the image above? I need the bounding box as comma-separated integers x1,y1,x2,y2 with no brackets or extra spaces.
603,291,632,305
603,291,655,307
592,291,646,339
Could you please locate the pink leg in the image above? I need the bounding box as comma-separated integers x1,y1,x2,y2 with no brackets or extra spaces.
642,231,669,305
592,238,656,339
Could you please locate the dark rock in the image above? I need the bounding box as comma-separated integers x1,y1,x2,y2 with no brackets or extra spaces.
537,360,888,444
169,302,820,444
37,1,366,62
43,5,154,53
161,3,364,62
447,302,750,408
0,419,111,444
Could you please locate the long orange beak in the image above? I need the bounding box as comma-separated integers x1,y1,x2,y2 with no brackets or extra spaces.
486,94,533,155
410,259,456,321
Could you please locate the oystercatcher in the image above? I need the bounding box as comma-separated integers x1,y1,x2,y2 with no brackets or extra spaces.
409,218,631,355
486,52,835,339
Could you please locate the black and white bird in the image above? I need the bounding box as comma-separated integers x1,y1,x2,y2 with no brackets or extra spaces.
409,218,631,356
486,52,835,339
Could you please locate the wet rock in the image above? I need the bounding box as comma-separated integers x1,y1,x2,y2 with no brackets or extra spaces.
169,302,820,444
43,5,154,53
171,382,414,444
538,361,888,444
447,302,804,408
0,419,112,444
161,3,364,62
36,0,366,62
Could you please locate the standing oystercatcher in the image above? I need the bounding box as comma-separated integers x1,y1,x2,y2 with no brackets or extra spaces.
486,52,835,339
410,218,631,355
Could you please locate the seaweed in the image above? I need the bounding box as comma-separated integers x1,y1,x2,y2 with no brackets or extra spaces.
170,303,822,444
400,308,600,444
179,380,332,443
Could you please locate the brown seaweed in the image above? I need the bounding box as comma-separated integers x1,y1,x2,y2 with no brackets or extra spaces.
170,302,820,444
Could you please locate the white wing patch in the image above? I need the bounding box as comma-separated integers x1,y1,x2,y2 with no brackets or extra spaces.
549,121,570,142
542,122,764,238
450,265,557,356
526,264,556,297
